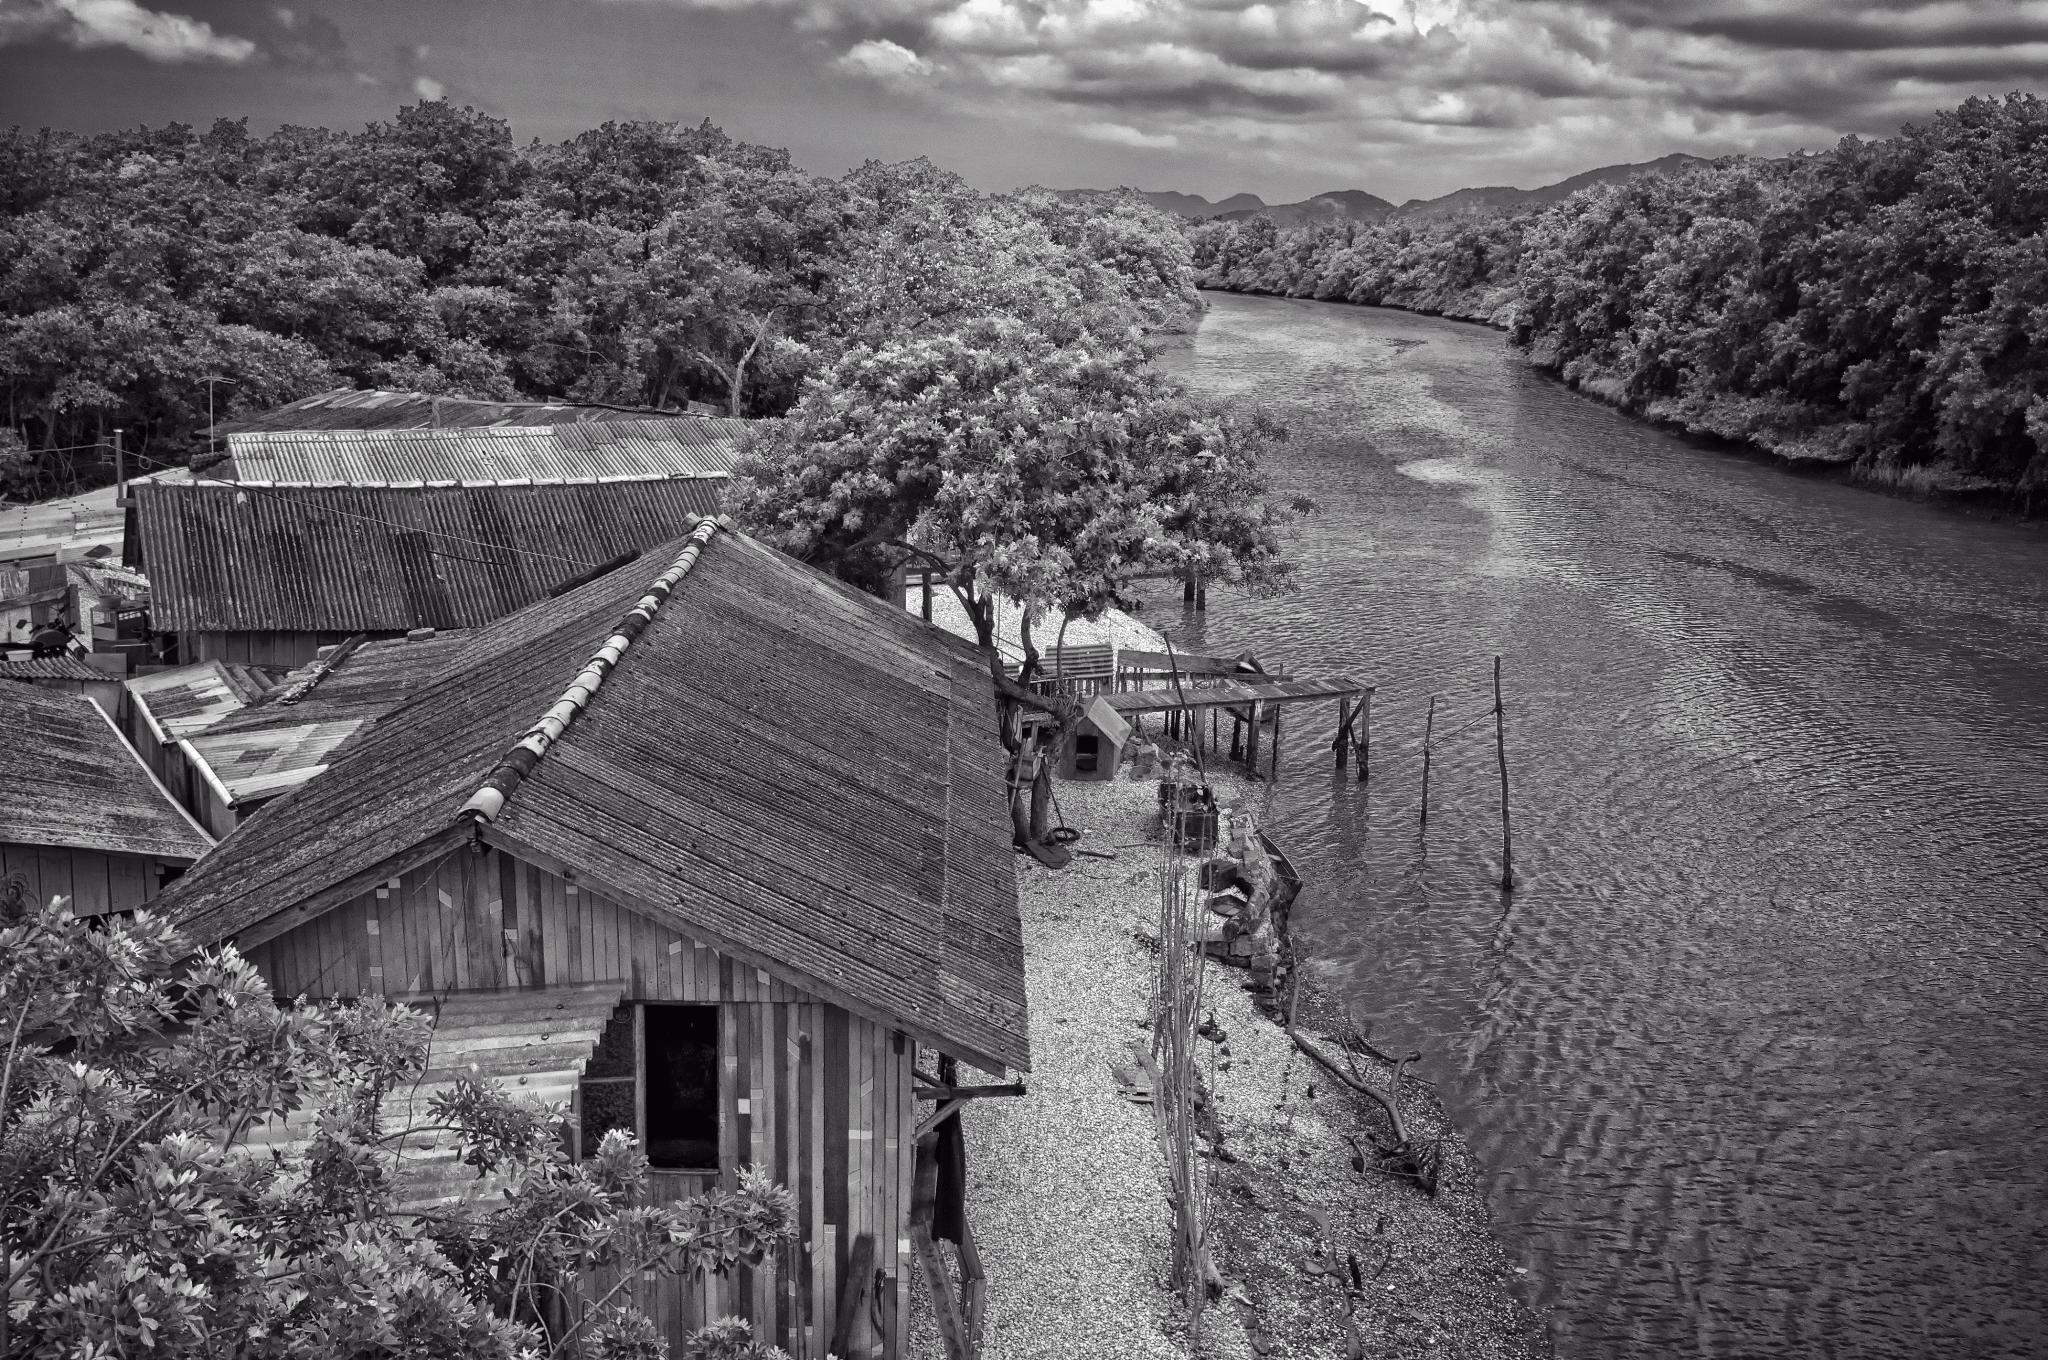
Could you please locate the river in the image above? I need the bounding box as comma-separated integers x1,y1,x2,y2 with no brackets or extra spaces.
1145,292,2048,1359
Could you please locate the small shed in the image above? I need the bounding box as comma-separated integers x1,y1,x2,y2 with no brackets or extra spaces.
126,476,724,667
151,519,1028,1359
0,682,215,914
1058,693,1134,781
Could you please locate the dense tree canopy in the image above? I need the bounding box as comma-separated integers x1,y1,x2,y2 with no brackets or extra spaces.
0,106,1199,497
1188,93,2048,502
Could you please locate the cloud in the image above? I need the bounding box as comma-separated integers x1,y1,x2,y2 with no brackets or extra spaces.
1077,119,1180,146
0,0,257,62
835,36,935,80
413,74,446,99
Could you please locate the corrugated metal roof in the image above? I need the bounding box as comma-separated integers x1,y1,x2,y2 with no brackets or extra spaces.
127,661,275,744
230,982,624,1211
0,684,214,861
215,387,694,435
223,418,747,483
0,470,190,565
154,529,1030,1074
132,477,724,633
191,631,469,806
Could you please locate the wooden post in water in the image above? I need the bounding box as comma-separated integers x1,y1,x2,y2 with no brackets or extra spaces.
1183,572,1197,607
1360,690,1372,784
1270,705,1283,780
1336,697,1352,771
1195,572,1207,611
1245,700,1263,777
1420,695,1436,831
1494,656,1515,891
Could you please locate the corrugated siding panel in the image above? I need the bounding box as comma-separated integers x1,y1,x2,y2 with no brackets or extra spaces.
136,478,723,633
224,418,746,481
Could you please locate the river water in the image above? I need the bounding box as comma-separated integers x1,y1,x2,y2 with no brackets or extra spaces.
1146,292,2048,1359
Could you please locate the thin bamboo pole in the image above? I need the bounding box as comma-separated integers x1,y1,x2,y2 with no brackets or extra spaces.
1495,657,1515,891
1420,695,1436,831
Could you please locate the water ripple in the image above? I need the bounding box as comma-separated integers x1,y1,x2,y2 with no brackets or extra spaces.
1152,293,2048,1359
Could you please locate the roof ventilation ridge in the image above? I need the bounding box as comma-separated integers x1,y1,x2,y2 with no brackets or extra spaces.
458,516,721,826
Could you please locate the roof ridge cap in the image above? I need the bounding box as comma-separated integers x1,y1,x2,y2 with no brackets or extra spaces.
457,517,721,826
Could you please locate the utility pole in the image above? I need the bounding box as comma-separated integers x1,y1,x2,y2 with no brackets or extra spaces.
204,375,236,462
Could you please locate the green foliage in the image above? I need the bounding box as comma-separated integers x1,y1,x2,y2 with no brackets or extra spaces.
1189,92,2048,501
0,109,1198,498
0,886,798,1360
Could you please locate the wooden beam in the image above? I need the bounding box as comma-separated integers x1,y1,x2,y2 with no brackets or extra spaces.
912,1083,1027,1101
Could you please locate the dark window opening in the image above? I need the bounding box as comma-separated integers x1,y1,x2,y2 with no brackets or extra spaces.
1074,733,1101,772
579,1004,637,1158
645,1005,719,1170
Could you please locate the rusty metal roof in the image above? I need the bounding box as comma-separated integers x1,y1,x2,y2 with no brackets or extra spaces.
0,683,214,862
223,418,747,483
131,477,724,633
154,529,1030,1074
212,387,687,435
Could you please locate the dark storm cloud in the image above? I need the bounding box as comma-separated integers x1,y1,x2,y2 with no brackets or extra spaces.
1049,77,1341,118
1676,10,2048,51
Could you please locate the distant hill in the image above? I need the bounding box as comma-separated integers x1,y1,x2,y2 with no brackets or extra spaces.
1066,154,1712,226
1215,189,1399,226
1393,153,1711,220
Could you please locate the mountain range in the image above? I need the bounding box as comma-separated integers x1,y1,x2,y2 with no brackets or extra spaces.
1067,153,1713,226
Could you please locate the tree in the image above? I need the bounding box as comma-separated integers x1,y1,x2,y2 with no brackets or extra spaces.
0,884,798,1360
730,312,1299,850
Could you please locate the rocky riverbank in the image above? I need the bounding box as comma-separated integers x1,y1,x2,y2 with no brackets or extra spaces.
907,763,1543,1360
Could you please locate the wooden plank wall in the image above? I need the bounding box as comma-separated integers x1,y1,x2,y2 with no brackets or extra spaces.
0,841,157,915
240,846,917,1360
188,630,353,668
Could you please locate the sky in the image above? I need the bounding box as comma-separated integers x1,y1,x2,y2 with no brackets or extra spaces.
1,0,2045,202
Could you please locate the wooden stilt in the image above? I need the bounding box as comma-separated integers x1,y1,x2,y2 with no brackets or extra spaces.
1194,573,1206,611
920,572,932,622
1269,706,1283,780
1336,697,1352,770
1495,657,1515,891
1359,690,1371,784
1420,695,1436,831
1245,701,1262,777
1183,573,1196,606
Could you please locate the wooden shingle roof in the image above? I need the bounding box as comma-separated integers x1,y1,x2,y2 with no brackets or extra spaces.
154,526,1029,1074
0,684,214,862
129,476,724,634
223,419,747,483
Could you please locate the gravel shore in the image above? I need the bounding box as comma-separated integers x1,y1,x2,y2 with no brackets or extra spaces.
907,763,1543,1360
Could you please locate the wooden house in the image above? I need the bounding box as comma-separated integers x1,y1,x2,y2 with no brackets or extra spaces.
150,518,1029,1359
125,475,724,667
1057,693,1133,781
0,681,215,914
